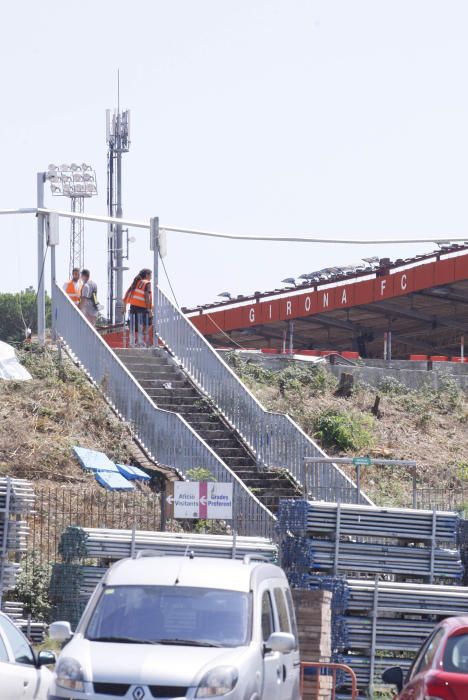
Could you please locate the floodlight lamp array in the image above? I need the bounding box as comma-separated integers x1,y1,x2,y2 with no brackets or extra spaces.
46,163,98,198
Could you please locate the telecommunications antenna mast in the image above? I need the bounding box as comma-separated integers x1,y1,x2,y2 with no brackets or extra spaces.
46,163,98,274
106,73,131,324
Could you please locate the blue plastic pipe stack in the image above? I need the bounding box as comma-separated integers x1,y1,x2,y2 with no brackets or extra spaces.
277,499,465,699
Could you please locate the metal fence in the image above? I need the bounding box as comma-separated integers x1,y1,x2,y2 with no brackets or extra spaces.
157,288,371,504
52,284,273,538
415,487,467,513
28,485,162,569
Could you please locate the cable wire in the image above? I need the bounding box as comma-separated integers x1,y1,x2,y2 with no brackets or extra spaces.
157,252,249,350
159,255,180,308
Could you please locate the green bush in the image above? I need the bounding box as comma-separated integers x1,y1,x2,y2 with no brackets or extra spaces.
378,377,409,395
186,467,216,482
0,288,51,345
314,408,374,452
276,365,335,395
10,552,51,622
226,354,335,396
435,372,461,412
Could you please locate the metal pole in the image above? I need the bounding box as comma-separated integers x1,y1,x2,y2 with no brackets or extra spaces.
131,522,136,559
333,501,341,576
388,329,392,362
369,575,379,699
0,478,12,609
36,173,46,346
461,335,465,362
429,508,436,584
114,145,124,324
356,464,361,504
412,465,417,509
50,245,56,342
107,143,115,324
288,320,294,354
151,217,159,348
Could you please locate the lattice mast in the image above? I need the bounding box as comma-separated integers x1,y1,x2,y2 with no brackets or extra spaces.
106,95,130,324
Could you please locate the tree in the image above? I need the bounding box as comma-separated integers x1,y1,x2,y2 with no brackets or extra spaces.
0,288,51,345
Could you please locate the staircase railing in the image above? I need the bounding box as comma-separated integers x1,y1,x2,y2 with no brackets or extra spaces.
52,285,275,537
158,289,372,505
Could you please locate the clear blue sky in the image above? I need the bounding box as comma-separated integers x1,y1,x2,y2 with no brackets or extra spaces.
1,1,468,308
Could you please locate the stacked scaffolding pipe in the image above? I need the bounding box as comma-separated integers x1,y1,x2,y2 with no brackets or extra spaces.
1,601,47,644
76,527,277,562
53,525,277,626
277,500,467,699
278,499,461,582
347,579,468,616
307,538,462,579
302,502,458,542
0,478,35,604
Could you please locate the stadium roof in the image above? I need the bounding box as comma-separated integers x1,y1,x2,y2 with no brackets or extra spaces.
185,245,468,358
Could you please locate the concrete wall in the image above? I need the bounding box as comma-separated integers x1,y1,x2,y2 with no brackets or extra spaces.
219,350,468,391
328,363,468,391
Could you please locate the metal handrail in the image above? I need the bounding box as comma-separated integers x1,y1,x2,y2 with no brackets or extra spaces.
52,284,274,537
300,661,358,700
158,288,371,504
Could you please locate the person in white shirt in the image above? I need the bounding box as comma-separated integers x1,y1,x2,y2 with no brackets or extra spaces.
78,269,99,326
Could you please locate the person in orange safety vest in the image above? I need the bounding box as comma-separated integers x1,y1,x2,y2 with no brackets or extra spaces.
63,267,83,304
123,269,153,331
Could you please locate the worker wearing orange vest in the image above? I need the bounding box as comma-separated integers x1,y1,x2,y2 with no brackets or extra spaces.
63,268,83,305
123,269,153,331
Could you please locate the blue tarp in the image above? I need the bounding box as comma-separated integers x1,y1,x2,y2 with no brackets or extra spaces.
73,447,118,473
116,464,151,481
95,471,135,491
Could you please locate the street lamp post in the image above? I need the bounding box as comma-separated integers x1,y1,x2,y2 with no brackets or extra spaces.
36,172,46,346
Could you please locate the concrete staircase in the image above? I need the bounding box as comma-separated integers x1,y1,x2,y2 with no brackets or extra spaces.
116,348,301,513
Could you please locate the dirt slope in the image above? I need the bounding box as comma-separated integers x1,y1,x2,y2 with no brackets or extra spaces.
227,355,468,509
0,344,134,486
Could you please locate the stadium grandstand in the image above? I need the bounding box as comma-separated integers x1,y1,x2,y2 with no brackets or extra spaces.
182,244,468,360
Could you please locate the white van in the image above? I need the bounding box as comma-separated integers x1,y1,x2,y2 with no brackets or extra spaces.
49,553,301,700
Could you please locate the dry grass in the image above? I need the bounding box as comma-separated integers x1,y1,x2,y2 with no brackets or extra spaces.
0,344,134,485
230,359,468,508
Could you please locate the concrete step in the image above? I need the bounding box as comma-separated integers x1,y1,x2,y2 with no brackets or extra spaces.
223,456,256,468
117,350,170,361
122,361,174,374
115,348,155,358
139,379,189,389
197,429,235,440
230,469,289,481
146,387,198,398
147,398,200,409
130,367,178,378
235,477,292,489
204,437,242,450
183,413,222,424
160,406,214,418
213,447,250,459
255,488,300,498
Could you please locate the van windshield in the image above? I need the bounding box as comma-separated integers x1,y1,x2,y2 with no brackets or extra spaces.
86,586,251,648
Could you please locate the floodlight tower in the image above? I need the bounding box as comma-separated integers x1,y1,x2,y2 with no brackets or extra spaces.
106,107,130,324
46,163,98,274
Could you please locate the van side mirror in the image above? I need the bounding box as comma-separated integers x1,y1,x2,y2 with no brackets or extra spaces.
382,666,404,692
49,621,73,641
37,650,56,667
265,632,295,654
